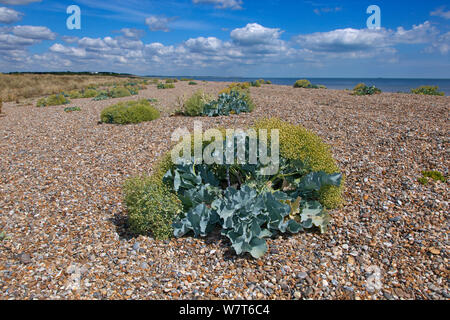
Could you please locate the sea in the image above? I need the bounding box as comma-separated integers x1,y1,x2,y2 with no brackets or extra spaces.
149,76,450,96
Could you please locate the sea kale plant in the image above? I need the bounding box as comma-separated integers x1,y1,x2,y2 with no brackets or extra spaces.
179,87,255,117
202,90,254,116
352,83,381,96
122,119,344,259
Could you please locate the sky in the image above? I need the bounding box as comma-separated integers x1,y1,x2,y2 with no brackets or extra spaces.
0,0,449,78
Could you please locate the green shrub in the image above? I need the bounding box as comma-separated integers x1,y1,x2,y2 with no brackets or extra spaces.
220,83,251,94
36,94,70,107
0,231,7,241
265,80,272,84
0,98,3,114
251,80,262,87
421,171,446,183
418,177,428,185
254,118,344,209
100,99,160,125
182,90,213,116
64,106,81,112
82,89,98,98
352,83,381,95
157,83,175,89
188,81,198,85
125,84,140,95
67,90,83,99
165,78,177,84
293,79,326,89
124,176,182,240
294,79,312,88
411,86,444,96
110,87,132,98
93,91,110,101
180,78,191,82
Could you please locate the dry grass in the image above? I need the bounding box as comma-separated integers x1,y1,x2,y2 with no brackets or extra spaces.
0,74,141,102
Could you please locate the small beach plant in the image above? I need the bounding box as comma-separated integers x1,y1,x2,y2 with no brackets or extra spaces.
157,83,175,89
64,106,81,112
294,79,326,89
182,90,213,116
411,86,444,96
294,79,312,88
100,99,160,124
36,94,70,107
352,83,381,95
422,171,447,182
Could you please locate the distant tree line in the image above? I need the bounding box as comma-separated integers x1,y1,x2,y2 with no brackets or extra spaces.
6,71,136,77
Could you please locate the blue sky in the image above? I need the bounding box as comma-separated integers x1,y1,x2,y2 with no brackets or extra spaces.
0,0,449,77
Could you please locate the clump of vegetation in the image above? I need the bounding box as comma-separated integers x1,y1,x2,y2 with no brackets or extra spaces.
251,80,262,87
100,99,160,125
203,90,255,116
0,98,3,115
124,119,344,258
37,94,70,107
0,231,7,241
352,83,381,96
180,78,192,82
221,83,251,93
179,90,214,117
293,79,326,89
82,89,99,98
293,79,312,88
64,106,81,112
165,78,178,84
124,176,183,240
109,87,132,98
157,83,175,89
178,86,255,117
419,171,446,185
189,81,198,85
411,86,444,96
93,91,110,101
65,82,142,101
251,79,271,87
67,90,83,99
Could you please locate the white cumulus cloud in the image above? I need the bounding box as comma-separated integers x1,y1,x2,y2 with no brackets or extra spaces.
0,7,23,24
145,15,176,32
